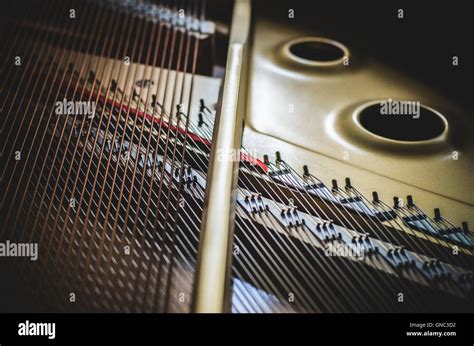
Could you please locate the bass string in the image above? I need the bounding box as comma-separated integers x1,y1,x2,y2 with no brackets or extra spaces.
21,84,300,314
51,10,152,308
87,22,168,305
79,0,202,310
118,0,189,312
55,10,139,278
101,0,205,311
25,130,206,294
38,2,124,260
6,0,104,244
161,0,204,313
141,0,189,312
5,0,456,314
0,0,76,204
0,0,65,136
148,119,296,314
99,81,396,314
0,0,54,123
10,2,107,253
92,0,180,311
26,0,120,265
3,0,97,244
90,57,296,314
44,11,152,310
151,0,197,312
11,0,106,304
0,0,76,172
18,7,121,275
16,1,125,298
124,26,179,311
76,8,165,302
125,0,194,311
95,6,173,298
24,2,124,306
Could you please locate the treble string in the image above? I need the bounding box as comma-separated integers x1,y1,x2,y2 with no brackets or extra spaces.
193,107,404,310
165,107,367,311
168,104,364,310
282,164,427,311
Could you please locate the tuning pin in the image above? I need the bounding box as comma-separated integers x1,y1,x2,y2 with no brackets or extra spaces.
199,99,205,112
198,112,204,127
176,104,183,115
263,154,269,165
303,165,310,177
88,70,96,82
331,179,338,192
372,191,379,203
275,151,282,163
434,208,442,221
393,197,400,209
462,222,469,233
406,195,414,207
345,177,352,189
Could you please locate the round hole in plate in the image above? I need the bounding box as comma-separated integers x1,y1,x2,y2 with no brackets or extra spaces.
287,38,348,66
357,103,447,142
